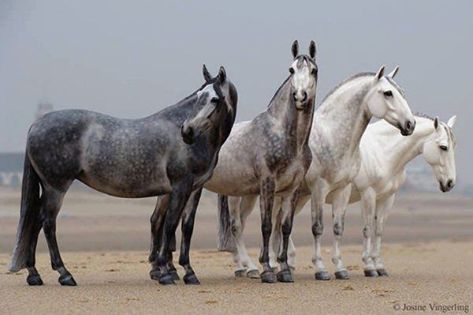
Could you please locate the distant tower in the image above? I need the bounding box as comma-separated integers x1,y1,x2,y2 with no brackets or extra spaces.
35,101,53,120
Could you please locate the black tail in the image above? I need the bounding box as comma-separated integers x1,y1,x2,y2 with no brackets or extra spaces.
9,153,42,272
217,195,236,252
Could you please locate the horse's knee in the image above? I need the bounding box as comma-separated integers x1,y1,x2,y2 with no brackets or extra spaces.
312,222,323,236
362,226,371,238
333,222,343,236
281,220,292,236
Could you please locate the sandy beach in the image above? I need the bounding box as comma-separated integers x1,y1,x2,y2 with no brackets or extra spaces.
1,188,472,314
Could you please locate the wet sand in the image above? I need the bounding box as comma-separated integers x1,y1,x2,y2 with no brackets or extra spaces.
0,188,472,314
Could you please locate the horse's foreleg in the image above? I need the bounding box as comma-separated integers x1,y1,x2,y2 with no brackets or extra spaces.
179,188,203,285
268,197,282,271
276,190,299,283
330,184,351,280
286,194,309,270
258,177,276,283
310,180,330,280
360,188,378,277
41,187,76,286
156,180,193,285
372,193,395,276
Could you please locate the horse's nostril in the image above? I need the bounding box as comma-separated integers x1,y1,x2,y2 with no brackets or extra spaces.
447,180,453,189
406,121,412,130
302,91,307,102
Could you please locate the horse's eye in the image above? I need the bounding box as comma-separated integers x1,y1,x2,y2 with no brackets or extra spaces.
440,145,448,151
289,68,295,74
383,90,393,97
211,97,219,103
311,68,318,76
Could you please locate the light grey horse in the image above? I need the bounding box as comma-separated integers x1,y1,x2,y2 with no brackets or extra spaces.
9,66,237,286
150,40,318,283
218,66,416,280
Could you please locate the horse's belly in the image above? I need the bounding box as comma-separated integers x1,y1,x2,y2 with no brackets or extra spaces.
78,167,172,198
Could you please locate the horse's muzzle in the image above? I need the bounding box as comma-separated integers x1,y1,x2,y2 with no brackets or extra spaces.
399,119,416,136
439,179,455,193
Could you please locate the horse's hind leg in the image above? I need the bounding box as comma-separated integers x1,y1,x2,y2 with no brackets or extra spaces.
179,188,202,285
41,186,76,286
372,194,395,276
25,219,44,285
330,184,351,280
238,195,259,278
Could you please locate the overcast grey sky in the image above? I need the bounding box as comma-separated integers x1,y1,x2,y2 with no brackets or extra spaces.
0,1,471,186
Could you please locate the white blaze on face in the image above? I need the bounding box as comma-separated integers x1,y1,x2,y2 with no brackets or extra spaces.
291,59,313,105
184,83,219,134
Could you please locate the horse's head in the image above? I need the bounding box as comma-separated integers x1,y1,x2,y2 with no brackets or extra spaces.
181,65,237,144
365,66,416,136
288,40,318,110
422,116,457,192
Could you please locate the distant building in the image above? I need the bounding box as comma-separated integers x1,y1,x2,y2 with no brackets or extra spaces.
0,102,54,187
0,152,24,187
35,101,53,120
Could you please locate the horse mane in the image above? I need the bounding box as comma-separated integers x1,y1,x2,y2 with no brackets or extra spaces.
267,76,291,108
321,72,375,104
414,112,435,121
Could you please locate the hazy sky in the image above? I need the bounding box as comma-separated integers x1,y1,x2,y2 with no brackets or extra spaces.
0,1,471,185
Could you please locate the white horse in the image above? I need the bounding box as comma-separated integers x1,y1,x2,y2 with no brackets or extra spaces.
220,114,457,279
352,114,457,277
218,66,416,280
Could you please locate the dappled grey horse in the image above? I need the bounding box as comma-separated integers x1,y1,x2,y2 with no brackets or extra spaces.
9,66,237,286
218,66,416,281
151,40,318,283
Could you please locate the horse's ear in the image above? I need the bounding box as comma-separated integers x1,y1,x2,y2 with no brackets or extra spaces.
202,64,212,82
217,66,226,84
388,66,399,79
447,115,457,128
434,116,439,130
291,40,299,59
309,40,316,59
374,65,385,81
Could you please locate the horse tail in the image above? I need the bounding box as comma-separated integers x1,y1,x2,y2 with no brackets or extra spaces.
217,194,236,252
9,152,42,272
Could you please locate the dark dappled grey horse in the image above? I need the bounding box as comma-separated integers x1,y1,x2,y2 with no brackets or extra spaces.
9,66,237,286
151,40,318,284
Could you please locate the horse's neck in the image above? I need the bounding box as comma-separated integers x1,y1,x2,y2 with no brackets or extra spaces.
267,79,314,150
317,77,372,155
376,117,435,174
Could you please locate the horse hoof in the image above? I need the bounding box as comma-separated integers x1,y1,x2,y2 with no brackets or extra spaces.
59,274,77,286
334,270,350,280
377,268,389,276
183,273,200,285
158,274,176,285
149,269,161,281
170,270,180,281
269,266,278,273
260,271,277,283
364,269,378,277
27,274,43,286
234,269,246,278
246,269,260,279
277,270,294,283
314,271,331,281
